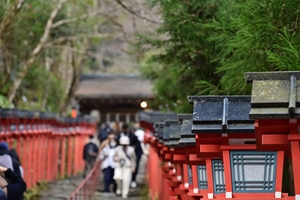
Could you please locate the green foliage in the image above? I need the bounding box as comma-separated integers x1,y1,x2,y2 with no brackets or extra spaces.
137,0,221,112
206,0,300,94
0,95,14,108
267,28,300,70
139,0,300,112
0,0,109,112
24,181,48,200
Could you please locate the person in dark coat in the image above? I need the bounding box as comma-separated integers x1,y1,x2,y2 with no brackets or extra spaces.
98,123,111,144
0,188,7,200
83,135,99,178
0,142,22,176
0,165,26,200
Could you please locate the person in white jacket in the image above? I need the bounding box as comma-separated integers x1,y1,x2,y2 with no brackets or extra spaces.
113,136,136,199
99,133,117,194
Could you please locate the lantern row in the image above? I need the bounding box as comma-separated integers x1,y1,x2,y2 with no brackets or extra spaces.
141,71,300,200
0,108,97,190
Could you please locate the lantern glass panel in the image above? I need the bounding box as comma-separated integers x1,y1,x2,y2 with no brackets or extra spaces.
197,165,208,189
188,165,192,184
19,124,24,130
212,160,226,193
10,124,16,131
230,151,277,193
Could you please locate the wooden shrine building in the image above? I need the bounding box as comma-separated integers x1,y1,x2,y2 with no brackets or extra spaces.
74,74,154,123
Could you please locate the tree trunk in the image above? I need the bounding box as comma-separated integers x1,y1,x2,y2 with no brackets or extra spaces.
41,56,53,110
59,40,89,115
7,0,68,103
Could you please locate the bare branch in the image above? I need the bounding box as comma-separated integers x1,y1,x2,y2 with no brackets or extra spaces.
44,45,97,58
59,40,89,114
41,56,53,109
7,0,68,102
44,33,109,46
52,11,102,28
115,0,160,24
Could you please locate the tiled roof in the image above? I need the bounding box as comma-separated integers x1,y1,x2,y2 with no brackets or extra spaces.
74,74,154,99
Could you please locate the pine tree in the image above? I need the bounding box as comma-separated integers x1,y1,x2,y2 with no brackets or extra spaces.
139,0,300,112
138,0,222,112
207,0,300,94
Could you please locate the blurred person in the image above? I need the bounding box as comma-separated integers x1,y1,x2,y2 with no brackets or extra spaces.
98,123,111,144
134,122,149,156
113,136,136,199
117,124,142,187
0,165,26,200
0,142,13,172
117,123,136,145
133,123,149,185
129,126,143,188
7,149,22,177
99,132,117,195
82,135,99,178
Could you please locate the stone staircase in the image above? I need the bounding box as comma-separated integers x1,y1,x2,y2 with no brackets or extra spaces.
38,155,149,200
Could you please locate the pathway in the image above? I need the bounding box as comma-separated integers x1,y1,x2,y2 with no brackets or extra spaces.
93,155,148,200
38,155,148,200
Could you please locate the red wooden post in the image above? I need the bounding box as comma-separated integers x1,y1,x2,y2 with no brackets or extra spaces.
53,135,57,180
22,135,28,187
182,164,190,190
222,150,232,197
191,165,199,194
39,135,44,181
290,140,300,195
46,135,53,181
60,135,66,178
205,159,214,199
32,134,37,187
53,135,59,180
79,134,83,172
43,134,48,180
73,134,77,175
56,135,60,179
16,136,22,164
67,135,73,176
26,135,33,188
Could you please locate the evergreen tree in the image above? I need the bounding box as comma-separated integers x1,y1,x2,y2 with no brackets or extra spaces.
138,0,222,112
139,0,300,112
207,0,300,94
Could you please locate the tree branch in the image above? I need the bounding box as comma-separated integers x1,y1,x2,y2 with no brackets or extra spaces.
44,33,109,46
7,0,68,102
52,11,102,28
115,0,160,24
41,56,53,110
44,45,97,58
52,9,131,43
59,40,89,115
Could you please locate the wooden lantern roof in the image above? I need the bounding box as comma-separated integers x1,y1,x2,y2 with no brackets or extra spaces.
163,120,178,147
245,71,300,119
188,96,254,134
168,120,182,147
178,114,195,147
